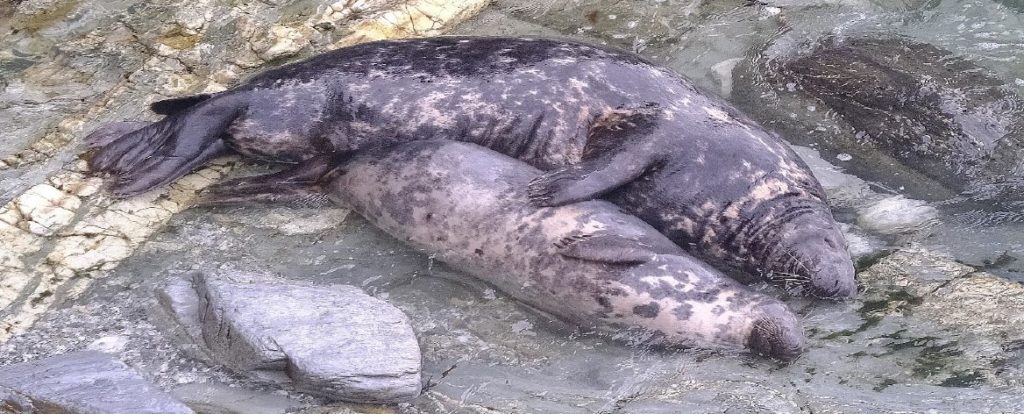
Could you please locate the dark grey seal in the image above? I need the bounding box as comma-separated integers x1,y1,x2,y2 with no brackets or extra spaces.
786,38,1024,199
745,37,1024,209
207,140,805,359
85,36,855,299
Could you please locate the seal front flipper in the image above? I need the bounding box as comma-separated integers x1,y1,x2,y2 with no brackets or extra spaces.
528,103,663,207
197,153,344,207
90,93,248,197
555,233,678,264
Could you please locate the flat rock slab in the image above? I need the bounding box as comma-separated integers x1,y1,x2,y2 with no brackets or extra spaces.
170,382,301,414
0,351,193,414
158,271,422,403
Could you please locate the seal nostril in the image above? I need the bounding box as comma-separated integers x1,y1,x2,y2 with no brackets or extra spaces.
824,235,837,249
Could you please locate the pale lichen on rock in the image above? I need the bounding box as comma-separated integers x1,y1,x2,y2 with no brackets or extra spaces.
0,0,491,345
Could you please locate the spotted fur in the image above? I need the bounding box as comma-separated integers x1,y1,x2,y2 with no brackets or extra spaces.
326,140,804,359
89,36,854,298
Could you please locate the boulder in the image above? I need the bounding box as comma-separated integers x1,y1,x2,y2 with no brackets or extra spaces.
0,351,193,414
158,271,422,403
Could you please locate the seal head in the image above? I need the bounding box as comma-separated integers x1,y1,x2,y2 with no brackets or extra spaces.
748,303,805,361
765,210,857,299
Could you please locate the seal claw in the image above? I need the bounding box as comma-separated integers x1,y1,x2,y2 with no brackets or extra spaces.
527,168,582,207
528,142,658,207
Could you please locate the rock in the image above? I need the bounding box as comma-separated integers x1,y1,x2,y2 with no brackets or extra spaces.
859,249,974,297
156,276,205,341
86,335,129,353
170,382,302,414
798,38,1024,194
0,351,194,414
857,195,940,235
158,271,422,403
857,249,1024,386
710,57,743,97
905,267,1024,340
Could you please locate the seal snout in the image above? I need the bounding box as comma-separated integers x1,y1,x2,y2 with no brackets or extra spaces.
777,220,858,300
808,256,857,300
748,304,805,361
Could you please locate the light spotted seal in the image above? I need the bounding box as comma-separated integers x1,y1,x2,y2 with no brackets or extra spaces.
205,140,805,360
86,36,855,299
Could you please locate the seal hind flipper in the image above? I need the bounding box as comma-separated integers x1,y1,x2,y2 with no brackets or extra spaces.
198,184,332,208
528,103,663,207
198,153,344,207
84,122,151,149
90,93,248,197
555,233,675,264
149,94,213,115
112,139,230,196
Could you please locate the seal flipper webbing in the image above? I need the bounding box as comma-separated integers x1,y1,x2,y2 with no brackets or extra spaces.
199,184,332,208
149,94,213,115
554,233,678,264
84,122,151,149
527,103,663,207
90,93,249,197
197,153,345,207
112,139,230,197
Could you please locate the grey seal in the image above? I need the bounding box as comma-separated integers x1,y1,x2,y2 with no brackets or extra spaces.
204,140,805,360
86,36,855,298
740,36,1024,209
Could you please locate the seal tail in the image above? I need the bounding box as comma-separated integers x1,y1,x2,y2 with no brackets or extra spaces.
87,93,247,197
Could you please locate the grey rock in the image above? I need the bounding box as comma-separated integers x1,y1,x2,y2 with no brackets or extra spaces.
860,249,1024,341
158,271,422,403
0,351,194,414
170,382,302,414
157,276,205,342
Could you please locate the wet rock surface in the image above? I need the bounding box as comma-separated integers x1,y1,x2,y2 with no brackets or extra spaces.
169,377,303,414
0,351,194,414
159,271,422,403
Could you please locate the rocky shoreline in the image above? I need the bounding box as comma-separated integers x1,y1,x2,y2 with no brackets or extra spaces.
2,0,1024,412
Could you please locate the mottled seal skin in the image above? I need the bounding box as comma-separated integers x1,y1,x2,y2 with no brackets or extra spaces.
781,37,1024,205
320,140,805,359
86,36,855,299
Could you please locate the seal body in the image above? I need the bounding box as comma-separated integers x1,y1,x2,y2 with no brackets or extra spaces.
323,140,805,359
781,37,1024,204
88,36,855,298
